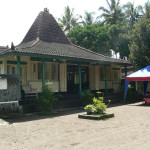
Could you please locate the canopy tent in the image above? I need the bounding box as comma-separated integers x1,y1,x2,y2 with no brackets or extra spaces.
124,65,150,101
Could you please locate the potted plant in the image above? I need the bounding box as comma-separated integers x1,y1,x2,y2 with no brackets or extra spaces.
84,92,111,115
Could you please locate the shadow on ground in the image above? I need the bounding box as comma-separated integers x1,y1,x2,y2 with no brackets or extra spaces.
0,101,142,124
128,103,150,107
0,108,85,124
107,100,142,108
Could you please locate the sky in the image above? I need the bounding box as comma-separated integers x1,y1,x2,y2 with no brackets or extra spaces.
0,0,148,46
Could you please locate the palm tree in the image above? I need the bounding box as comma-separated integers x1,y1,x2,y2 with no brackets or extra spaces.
58,6,79,32
123,2,142,28
98,0,123,25
80,11,95,26
140,1,150,19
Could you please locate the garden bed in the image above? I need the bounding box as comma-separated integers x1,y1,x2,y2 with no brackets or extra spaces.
78,113,114,120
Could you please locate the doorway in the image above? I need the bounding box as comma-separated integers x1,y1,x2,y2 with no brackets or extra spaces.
67,65,89,93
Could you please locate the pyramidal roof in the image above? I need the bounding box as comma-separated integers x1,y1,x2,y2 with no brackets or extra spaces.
0,8,130,65
21,8,70,44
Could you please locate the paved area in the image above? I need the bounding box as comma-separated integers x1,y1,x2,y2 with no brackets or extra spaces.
0,102,150,150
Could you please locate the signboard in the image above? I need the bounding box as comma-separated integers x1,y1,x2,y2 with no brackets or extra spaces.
0,78,7,90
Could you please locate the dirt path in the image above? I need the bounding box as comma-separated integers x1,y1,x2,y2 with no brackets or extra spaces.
0,102,150,150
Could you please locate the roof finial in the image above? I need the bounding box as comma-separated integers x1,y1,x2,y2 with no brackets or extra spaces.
44,8,49,13
11,42,15,50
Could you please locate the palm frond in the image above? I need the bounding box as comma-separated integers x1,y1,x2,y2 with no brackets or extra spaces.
99,6,110,14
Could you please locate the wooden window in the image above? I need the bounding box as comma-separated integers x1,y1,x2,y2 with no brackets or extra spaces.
38,63,58,81
38,63,42,80
7,65,16,74
100,67,104,80
51,64,58,80
7,65,10,74
45,63,51,80
33,64,36,72
12,67,16,74
113,70,120,83
107,67,111,80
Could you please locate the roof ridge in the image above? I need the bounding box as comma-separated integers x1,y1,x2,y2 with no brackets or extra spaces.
37,12,42,40
16,38,40,50
31,37,40,47
0,46,8,49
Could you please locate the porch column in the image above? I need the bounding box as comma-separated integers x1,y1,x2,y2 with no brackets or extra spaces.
79,63,82,95
42,59,45,89
125,65,127,77
17,56,21,98
105,64,108,93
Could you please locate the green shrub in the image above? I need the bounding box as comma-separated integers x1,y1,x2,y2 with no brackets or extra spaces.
84,92,111,115
39,86,57,113
93,97,107,114
84,104,95,114
81,89,94,106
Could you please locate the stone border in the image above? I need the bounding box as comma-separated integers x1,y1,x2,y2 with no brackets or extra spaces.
78,113,114,120
0,101,22,113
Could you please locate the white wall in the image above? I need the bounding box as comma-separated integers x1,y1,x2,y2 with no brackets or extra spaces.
0,78,7,90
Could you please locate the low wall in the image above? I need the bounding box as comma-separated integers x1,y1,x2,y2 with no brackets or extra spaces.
0,75,22,113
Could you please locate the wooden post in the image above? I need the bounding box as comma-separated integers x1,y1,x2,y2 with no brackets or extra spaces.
17,56,21,98
79,63,82,95
42,59,45,89
105,64,108,93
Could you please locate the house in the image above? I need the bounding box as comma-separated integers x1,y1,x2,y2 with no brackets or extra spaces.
0,8,130,109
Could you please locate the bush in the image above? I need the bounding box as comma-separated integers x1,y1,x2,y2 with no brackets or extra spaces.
81,89,94,106
84,92,111,115
84,104,95,114
39,86,57,113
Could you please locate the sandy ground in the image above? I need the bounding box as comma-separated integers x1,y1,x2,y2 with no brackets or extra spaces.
0,102,150,150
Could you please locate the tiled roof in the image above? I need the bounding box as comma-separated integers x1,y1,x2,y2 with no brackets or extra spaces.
0,46,8,49
0,9,130,65
21,10,70,44
0,46,9,54
15,40,130,64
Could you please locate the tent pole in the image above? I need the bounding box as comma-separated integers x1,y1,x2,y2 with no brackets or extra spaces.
125,65,127,77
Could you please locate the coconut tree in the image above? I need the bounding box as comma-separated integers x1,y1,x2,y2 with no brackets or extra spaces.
58,6,79,32
140,1,150,19
123,2,143,28
80,11,95,26
98,0,123,25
